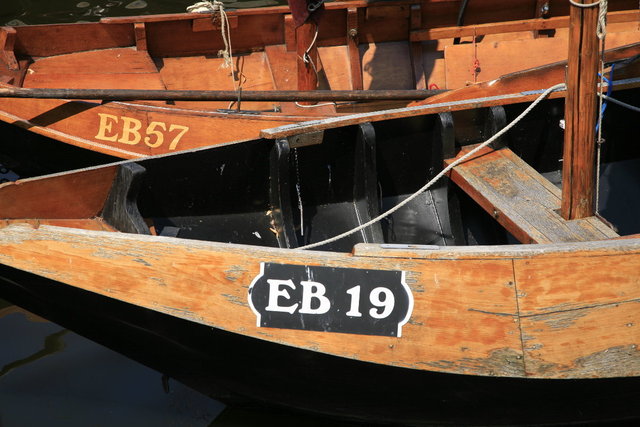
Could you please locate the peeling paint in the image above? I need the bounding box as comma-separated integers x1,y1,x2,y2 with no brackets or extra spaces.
419,347,526,377
222,293,248,307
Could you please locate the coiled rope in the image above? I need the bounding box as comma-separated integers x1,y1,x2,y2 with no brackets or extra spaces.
298,83,567,250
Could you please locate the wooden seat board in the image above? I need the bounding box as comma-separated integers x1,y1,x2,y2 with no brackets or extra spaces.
445,145,619,244
361,41,414,90
444,30,640,88
27,47,159,74
158,52,275,111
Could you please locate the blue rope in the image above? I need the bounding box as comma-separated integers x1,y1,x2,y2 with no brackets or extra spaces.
596,63,615,132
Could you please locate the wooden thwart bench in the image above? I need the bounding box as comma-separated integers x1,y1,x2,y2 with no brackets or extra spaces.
444,144,618,244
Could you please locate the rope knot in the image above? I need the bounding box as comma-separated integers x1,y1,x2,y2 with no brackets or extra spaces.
187,1,234,69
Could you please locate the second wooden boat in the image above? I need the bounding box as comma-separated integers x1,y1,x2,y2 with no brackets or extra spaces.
1,0,640,158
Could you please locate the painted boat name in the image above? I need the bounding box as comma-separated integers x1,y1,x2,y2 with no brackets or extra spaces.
248,263,413,337
95,113,189,150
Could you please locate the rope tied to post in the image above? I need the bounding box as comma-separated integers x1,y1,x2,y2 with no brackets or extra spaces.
568,0,608,39
187,1,234,69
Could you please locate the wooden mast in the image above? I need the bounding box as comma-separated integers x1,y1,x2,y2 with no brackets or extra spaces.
561,0,600,220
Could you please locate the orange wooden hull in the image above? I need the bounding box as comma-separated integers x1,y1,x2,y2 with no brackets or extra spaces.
1,1,639,158
0,223,637,379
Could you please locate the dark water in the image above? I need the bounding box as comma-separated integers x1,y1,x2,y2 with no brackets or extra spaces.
0,0,285,26
0,1,349,426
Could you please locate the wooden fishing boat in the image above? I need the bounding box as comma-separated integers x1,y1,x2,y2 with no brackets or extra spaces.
0,3,639,424
1,0,640,159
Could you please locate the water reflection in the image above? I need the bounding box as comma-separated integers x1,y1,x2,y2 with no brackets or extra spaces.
0,300,225,425
0,0,284,25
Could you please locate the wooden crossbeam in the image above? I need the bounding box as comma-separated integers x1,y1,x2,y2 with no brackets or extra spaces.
444,144,618,244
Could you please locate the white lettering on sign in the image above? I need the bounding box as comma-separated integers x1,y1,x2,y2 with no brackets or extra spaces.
264,279,298,314
261,280,395,319
95,113,189,150
299,281,331,314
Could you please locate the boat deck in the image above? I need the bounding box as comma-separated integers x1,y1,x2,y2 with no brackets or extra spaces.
445,144,619,244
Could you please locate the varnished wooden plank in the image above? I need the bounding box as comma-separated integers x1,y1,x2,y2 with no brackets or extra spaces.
361,41,413,90
134,23,147,51
0,27,18,71
265,45,297,90
347,7,363,90
0,167,117,219
411,10,640,42
0,219,117,232
23,73,167,91
444,31,640,89
444,145,618,243
159,52,275,111
27,48,159,75
318,46,352,90
14,23,134,57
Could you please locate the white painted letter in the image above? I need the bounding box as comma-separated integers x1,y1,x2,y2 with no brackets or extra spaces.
265,279,298,314
346,285,362,317
369,287,395,319
299,281,331,314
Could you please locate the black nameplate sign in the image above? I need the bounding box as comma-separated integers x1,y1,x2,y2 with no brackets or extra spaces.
248,263,413,337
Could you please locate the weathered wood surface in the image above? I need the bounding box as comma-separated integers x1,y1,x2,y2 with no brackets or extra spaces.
561,0,600,220
0,223,637,379
444,144,618,244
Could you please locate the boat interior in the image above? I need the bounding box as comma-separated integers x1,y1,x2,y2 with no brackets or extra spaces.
0,86,638,252
1,1,640,115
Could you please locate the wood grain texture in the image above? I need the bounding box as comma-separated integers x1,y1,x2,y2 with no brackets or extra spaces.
0,167,117,219
561,0,600,220
444,145,618,244
0,224,637,378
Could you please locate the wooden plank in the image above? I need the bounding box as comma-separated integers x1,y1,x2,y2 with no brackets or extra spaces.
444,31,640,89
27,48,159,75
0,166,117,219
444,144,618,244
318,46,353,90
411,10,640,42
265,44,297,90
361,41,413,90
14,23,134,57
410,5,427,90
0,27,18,71
514,253,640,378
134,23,147,51
23,73,167,91
347,7,363,90
0,219,117,232
159,52,275,111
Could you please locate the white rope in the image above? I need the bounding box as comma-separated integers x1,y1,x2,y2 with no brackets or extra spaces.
568,0,608,39
600,93,640,112
568,0,602,7
297,83,567,250
187,1,236,87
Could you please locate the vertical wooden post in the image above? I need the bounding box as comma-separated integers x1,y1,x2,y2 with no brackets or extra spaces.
296,20,318,103
561,0,600,220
